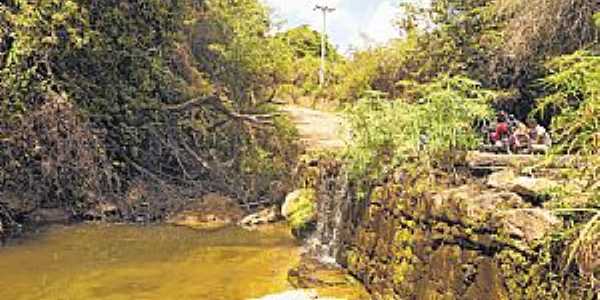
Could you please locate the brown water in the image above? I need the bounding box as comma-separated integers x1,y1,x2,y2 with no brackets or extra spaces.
0,224,301,300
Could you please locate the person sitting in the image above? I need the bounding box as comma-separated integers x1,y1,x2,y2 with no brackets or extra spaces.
490,112,510,151
510,121,530,153
526,119,552,154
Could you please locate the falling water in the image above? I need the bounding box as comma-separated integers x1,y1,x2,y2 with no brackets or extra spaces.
308,163,357,265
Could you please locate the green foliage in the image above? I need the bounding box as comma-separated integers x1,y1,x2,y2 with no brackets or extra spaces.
1,0,91,117
286,188,317,231
192,0,294,104
276,25,339,61
331,0,597,117
594,12,600,29
330,35,420,102
0,0,299,213
534,52,600,285
343,76,494,180
535,51,600,158
274,25,342,100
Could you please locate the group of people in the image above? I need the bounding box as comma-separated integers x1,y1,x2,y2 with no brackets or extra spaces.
487,111,552,154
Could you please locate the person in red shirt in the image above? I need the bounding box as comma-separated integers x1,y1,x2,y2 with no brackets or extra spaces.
490,112,510,146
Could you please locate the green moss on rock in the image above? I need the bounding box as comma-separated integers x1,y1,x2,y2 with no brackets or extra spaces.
282,188,317,236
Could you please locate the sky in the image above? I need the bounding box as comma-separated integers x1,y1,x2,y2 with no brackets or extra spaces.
262,0,401,54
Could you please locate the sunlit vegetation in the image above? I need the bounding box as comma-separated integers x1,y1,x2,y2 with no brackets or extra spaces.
274,25,342,102
0,0,598,298
333,1,599,297
344,76,495,180
0,0,298,217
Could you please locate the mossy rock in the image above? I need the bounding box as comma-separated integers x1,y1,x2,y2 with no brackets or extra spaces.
282,188,317,238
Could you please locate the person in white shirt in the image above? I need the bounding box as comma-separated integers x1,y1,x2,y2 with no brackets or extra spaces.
526,119,552,154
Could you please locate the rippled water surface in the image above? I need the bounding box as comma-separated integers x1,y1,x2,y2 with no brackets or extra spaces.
0,224,301,300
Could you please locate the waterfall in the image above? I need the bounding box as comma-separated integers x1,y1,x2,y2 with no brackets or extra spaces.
307,163,356,265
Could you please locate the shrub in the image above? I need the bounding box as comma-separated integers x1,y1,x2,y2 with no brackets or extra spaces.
343,75,494,180
535,51,600,158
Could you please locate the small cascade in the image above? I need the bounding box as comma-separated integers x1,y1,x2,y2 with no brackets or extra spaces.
308,162,355,265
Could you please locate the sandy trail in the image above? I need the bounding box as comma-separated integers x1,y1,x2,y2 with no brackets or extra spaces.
279,105,346,151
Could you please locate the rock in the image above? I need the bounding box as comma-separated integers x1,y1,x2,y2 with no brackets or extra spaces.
166,193,244,230
28,208,72,225
493,208,561,243
168,212,231,230
282,189,317,238
463,257,509,300
511,177,559,198
288,257,371,300
282,190,303,218
466,151,579,169
252,289,346,300
429,185,525,227
239,206,282,227
487,169,514,186
487,169,559,199
83,201,120,221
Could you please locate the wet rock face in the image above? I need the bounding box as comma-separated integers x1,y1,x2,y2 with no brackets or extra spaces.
302,164,576,300
288,257,371,300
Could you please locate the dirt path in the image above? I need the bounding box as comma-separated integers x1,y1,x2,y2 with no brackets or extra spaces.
279,105,346,151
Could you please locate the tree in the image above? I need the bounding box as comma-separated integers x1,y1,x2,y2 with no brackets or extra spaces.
0,0,298,215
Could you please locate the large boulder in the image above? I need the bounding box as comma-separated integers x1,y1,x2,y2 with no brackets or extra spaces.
167,193,244,230
487,169,559,199
428,185,525,227
282,189,317,238
492,208,562,243
429,185,561,244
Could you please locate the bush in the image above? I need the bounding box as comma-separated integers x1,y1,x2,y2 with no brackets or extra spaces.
0,0,299,216
535,50,600,158
344,76,495,180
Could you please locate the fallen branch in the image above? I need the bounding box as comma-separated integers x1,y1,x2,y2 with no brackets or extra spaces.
164,94,276,126
179,136,212,170
225,111,275,125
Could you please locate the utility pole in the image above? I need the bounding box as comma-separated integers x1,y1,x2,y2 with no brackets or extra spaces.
314,4,335,88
